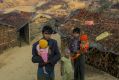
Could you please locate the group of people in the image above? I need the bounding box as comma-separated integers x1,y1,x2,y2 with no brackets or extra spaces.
32,25,89,80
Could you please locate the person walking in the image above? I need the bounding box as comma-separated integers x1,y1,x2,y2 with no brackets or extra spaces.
32,25,61,80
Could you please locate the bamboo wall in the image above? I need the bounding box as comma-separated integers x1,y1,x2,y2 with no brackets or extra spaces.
0,25,18,53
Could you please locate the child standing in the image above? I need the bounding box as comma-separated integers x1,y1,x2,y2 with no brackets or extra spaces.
61,48,73,80
69,29,89,80
71,34,89,60
36,39,49,74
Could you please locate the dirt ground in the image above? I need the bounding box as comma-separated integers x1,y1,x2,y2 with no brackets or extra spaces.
0,34,118,80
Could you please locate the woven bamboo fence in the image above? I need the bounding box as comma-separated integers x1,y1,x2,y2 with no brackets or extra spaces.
0,25,18,53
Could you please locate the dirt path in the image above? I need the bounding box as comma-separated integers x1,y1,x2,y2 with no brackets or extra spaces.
0,46,37,80
0,34,118,80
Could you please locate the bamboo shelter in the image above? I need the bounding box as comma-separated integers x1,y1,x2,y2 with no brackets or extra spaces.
0,11,33,53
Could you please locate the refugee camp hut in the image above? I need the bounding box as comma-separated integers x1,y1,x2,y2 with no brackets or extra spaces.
30,13,56,41
0,11,34,53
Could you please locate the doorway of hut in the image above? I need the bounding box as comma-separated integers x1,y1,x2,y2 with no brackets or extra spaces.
19,23,30,47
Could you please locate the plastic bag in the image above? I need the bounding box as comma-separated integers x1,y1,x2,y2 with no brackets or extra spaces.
96,31,112,41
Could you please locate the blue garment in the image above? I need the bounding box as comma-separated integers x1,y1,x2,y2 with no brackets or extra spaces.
37,67,54,80
69,37,85,80
32,38,61,80
69,38,80,54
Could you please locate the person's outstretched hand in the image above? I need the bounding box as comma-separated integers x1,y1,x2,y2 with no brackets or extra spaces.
71,53,80,61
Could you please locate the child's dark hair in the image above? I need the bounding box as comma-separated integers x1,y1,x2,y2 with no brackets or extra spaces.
73,27,80,34
42,25,53,34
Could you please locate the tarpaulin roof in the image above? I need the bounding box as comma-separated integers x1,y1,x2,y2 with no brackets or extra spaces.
0,11,34,30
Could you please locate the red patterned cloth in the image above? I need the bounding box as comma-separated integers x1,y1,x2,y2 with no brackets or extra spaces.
80,34,89,53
